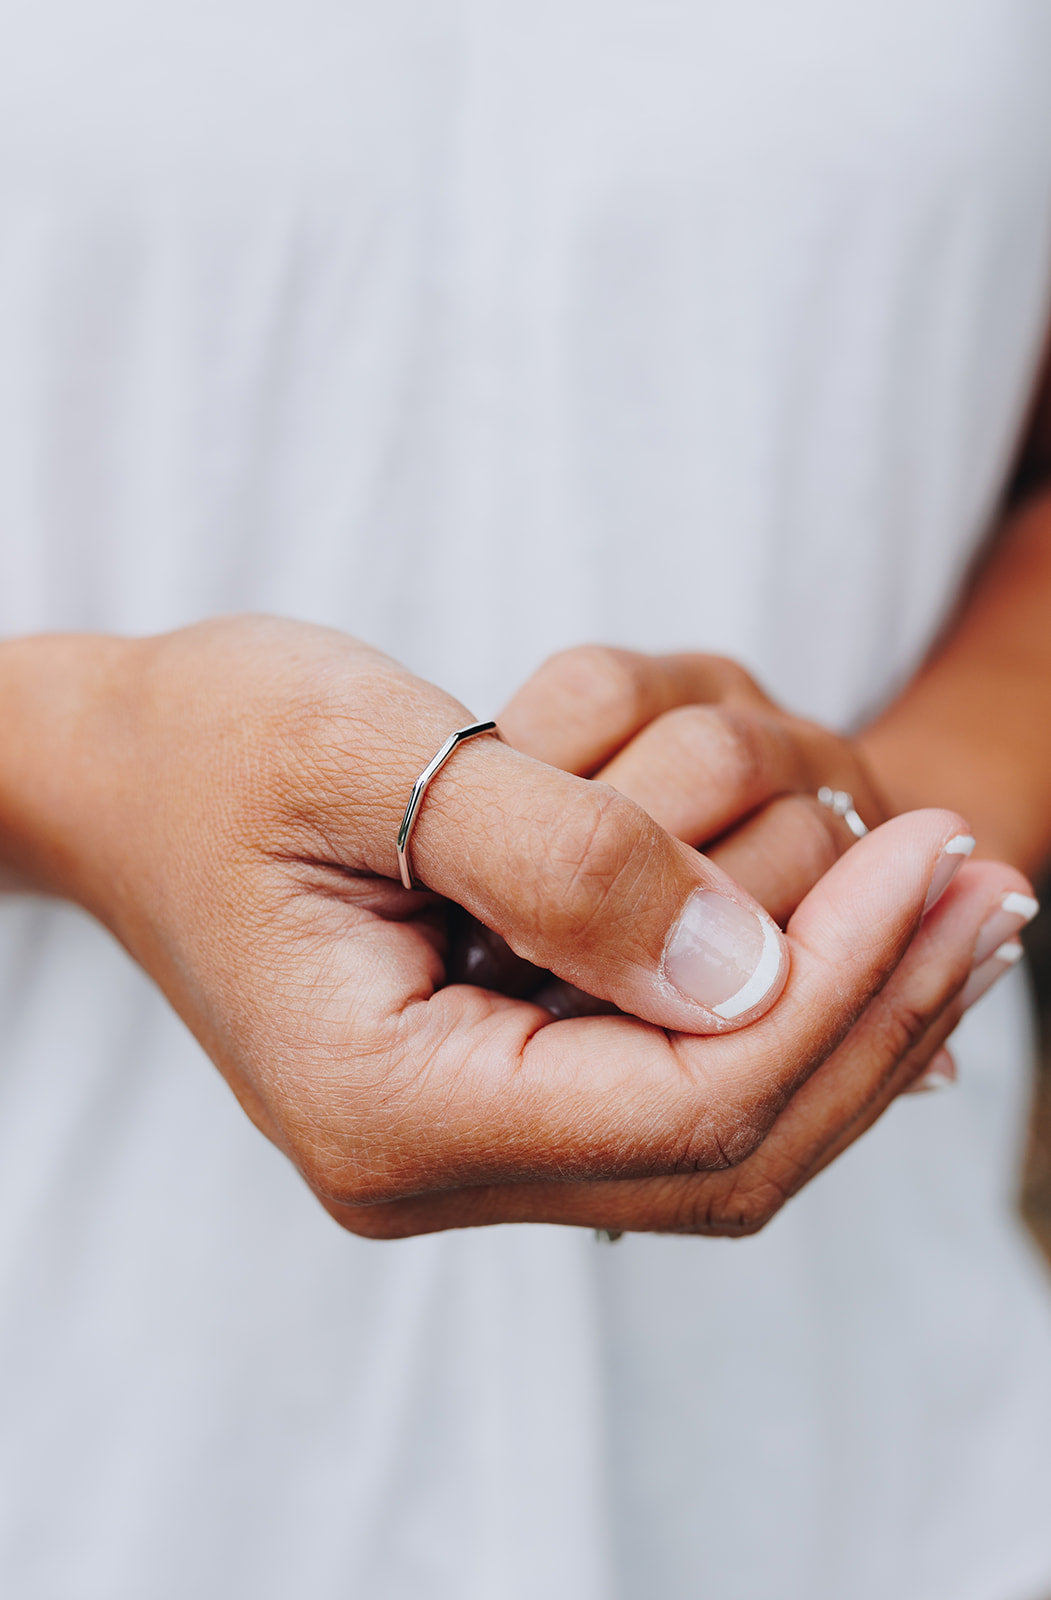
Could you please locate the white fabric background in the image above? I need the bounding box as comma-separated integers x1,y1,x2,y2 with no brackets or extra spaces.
2,3,1051,1596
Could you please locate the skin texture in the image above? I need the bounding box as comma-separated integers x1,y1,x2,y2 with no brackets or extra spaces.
0,615,1035,1237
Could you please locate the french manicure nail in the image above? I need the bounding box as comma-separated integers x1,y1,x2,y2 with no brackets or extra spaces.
971,892,1039,968
664,890,786,1019
923,835,976,913
959,940,1024,1012
907,1047,957,1093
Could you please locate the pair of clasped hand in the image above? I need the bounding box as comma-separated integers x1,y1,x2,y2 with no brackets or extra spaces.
17,616,1035,1238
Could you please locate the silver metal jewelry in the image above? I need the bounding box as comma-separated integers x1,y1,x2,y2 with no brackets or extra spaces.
396,721,499,890
816,785,869,839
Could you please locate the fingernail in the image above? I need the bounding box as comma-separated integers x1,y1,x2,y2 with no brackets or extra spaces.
907,1047,957,1093
923,835,975,912
664,891,786,1019
971,892,1039,968
959,939,1024,1011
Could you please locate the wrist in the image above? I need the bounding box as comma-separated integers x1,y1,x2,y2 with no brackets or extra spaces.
857,712,1038,872
0,632,138,906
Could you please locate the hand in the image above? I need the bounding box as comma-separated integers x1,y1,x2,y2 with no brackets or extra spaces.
505,646,890,907
451,646,891,1008
448,644,1033,1107
0,618,1031,1237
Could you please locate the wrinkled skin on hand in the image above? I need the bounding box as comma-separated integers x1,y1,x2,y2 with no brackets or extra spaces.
0,619,1030,1238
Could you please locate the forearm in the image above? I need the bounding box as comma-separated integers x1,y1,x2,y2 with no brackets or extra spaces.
859,484,1051,876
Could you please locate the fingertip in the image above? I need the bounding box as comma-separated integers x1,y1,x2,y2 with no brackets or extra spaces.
787,806,977,947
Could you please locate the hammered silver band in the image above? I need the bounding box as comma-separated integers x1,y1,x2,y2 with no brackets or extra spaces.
816,786,869,839
396,721,499,890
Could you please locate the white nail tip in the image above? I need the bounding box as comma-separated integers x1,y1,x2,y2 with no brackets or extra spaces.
711,918,784,1020
945,835,976,857
992,941,1025,964
1001,892,1039,922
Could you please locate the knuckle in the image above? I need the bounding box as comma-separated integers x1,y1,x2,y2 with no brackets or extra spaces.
534,783,654,941
660,1185,721,1234
876,992,934,1064
704,1112,767,1170
538,645,649,727
650,703,767,795
671,1099,769,1174
659,1172,783,1237
796,716,848,775
698,706,769,800
703,1170,793,1236
666,1043,787,1173
648,702,721,762
776,795,844,877
703,654,760,698
717,1187,782,1236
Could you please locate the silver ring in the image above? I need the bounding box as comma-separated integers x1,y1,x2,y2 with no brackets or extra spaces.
396,721,499,890
816,786,869,839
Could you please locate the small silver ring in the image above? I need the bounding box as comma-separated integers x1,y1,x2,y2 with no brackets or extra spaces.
396,721,499,890
816,786,869,840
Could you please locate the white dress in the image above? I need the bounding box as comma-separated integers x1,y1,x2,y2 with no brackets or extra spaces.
2,4,1051,1597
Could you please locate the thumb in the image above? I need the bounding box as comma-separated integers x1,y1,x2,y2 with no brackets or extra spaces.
352,695,789,1034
